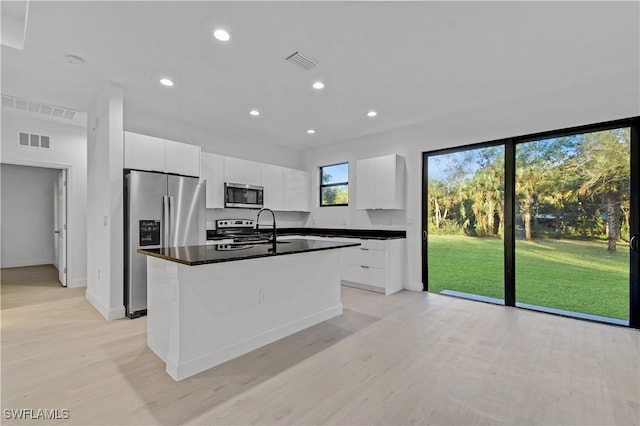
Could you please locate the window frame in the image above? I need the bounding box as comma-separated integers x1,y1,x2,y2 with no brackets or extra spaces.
319,162,349,207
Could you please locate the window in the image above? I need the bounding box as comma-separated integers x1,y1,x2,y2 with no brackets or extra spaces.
320,162,349,206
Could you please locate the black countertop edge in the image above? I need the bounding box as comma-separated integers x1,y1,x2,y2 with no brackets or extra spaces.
138,240,361,266
207,228,406,241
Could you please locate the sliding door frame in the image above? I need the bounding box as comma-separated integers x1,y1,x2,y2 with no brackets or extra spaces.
422,116,640,328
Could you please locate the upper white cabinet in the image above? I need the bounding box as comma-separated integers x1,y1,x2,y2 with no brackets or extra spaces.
356,154,405,210
200,152,225,209
261,163,284,211
223,157,262,186
165,140,201,177
202,154,310,212
123,132,165,173
124,131,200,177
283,168,310,212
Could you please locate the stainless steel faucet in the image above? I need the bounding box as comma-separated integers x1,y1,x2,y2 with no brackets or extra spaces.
256,208,277,251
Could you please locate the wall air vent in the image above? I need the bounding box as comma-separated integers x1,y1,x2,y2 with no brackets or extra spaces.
1,94,78,121
18,132,51,149
285,51,318,71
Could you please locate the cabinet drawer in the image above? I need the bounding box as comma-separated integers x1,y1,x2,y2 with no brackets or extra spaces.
342,247,387,267
341,263,386,288
360,239,387,251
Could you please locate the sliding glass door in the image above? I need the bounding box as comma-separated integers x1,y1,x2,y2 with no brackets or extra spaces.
515,128,630,323
422,118,640,328
426,145,505,302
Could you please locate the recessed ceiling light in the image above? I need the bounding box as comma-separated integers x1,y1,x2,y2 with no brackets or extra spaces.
367,111,377,117
250,110,260,116
307,129,315,134
159,78,174,87
213,29,230,42
312,81,324,90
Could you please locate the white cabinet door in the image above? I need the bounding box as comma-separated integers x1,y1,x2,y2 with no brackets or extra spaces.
243,160,263,186
356,157,375,209
165,140,201,177
223,157,245,183
261,163,284,211
124,132,165,172
374,155,400,209
283,168,310,212
201,152,225,208
124,131,201,177
356,154,405,210
223,157,262,185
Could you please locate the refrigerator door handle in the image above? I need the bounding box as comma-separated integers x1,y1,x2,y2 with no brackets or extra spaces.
168,195,174,246
163,195,170,247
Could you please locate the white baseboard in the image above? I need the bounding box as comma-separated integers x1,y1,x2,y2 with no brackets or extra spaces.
67,277,87,288
85,289,126,321
0,259,55,268
405,280,424,292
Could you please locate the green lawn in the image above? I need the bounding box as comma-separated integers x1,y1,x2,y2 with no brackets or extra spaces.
427,235,629,320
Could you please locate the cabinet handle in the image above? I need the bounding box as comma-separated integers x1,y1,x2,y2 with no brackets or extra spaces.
360,247,369,251
360,265,370,269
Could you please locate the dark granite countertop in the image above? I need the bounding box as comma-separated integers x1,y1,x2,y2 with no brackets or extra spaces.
138,239,361,266
206,228,406,241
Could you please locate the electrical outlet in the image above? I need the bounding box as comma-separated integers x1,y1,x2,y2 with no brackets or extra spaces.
258,289,265,304
341,218,347,225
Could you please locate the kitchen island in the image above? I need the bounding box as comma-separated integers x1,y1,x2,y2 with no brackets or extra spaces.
138,239,360,381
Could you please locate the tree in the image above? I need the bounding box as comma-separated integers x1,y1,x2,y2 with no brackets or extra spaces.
571,128,630,252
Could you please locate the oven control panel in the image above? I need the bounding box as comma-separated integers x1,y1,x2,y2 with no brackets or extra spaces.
216,219,255,229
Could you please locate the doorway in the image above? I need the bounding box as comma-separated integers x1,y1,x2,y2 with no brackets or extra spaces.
422,117,640,328
1,164,67,287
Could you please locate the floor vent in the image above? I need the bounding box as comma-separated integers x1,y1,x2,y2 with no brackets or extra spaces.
18,132,51,149
285,51,318,71
2,94,78,121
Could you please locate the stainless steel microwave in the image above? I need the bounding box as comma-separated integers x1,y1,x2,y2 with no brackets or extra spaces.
224,182,264,209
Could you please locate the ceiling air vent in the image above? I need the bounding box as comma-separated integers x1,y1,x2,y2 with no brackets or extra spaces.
18,132,51,149
285,51,318,71
1,94,78,121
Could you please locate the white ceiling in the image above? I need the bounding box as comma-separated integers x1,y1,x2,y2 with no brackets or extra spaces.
2,1,639,150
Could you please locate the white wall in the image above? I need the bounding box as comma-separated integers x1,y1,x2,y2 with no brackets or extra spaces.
0,109,87,287
303,73,640,292
1,164,59,267
86,84,126,320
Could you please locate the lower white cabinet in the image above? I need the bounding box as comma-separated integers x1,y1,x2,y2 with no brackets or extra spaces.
282,235,406,295
340,238,405,295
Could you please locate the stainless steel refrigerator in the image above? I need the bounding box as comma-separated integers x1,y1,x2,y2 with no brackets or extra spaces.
124,170,206,318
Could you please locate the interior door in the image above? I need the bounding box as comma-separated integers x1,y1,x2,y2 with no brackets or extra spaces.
56,169,67,286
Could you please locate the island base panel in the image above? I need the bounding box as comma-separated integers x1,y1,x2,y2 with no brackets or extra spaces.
146,250,344,381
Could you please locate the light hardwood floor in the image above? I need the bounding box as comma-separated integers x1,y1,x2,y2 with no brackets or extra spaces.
1,265,639,425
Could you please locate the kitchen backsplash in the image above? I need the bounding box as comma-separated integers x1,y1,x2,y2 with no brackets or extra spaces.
205,208,308,230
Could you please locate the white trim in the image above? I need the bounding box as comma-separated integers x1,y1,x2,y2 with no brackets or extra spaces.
0,259,55,268
405,280,423,292
85,289,126,321
67,277,86,288
1,158,73,170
